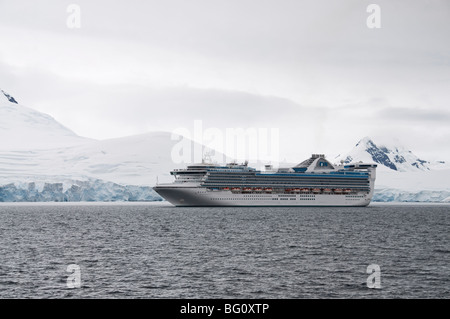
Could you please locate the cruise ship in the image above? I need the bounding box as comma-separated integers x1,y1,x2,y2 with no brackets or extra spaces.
153,154,377,207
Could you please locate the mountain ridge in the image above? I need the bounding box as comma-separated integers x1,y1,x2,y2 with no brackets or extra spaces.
336,136,447,172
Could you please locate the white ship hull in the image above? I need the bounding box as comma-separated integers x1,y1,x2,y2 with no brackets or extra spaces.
154,185,373,207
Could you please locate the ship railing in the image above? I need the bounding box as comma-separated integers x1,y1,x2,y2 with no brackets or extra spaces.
207,187,369,195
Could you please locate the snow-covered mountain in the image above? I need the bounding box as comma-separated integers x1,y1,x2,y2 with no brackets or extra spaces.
0,130,231,201
0,89,187,201
0,89,90,150
0,89,449,202
336,136,448,172
333,136,450,202
0,89,228,201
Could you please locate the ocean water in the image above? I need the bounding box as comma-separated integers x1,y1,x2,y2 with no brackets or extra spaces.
0,203,448,299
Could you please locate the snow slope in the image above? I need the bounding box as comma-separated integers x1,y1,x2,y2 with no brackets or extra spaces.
376,168,450,191
0,131,229,187
0,89,91,150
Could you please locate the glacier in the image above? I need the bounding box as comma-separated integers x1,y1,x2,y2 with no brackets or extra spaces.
372,189,450,203
0,179,163,202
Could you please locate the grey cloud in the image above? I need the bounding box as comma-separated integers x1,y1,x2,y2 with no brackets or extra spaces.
1,0,449,160
377,107,450,123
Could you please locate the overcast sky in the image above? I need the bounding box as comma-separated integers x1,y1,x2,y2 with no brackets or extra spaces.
0,0,449,161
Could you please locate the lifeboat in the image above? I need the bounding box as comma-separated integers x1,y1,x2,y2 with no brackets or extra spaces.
300,188,310,193
293,188,301,193
254,187,263,192
343,189,352,193
231,187,241,192
323,188,332,193
223,187,230,191
312,188,321,193
334,188,343,194
264,188,273,193
243,187,252,192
